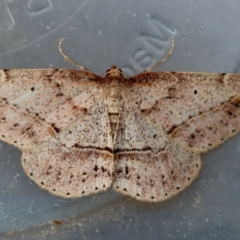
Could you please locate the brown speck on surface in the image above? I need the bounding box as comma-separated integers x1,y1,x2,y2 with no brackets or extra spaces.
53,220,62,226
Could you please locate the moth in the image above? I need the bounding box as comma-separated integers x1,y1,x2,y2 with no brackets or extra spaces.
0,39,239,202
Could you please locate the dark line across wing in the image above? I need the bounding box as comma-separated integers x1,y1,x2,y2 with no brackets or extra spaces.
166,98,237,134
64,143,166,155
113,147,165,154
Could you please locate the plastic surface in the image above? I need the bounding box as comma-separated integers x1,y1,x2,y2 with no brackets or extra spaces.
0,0,240,239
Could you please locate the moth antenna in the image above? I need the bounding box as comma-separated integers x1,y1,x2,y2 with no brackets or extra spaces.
58,38,93,73
141,37,174,73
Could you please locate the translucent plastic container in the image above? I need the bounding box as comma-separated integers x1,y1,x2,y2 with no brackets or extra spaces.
0,0,240,239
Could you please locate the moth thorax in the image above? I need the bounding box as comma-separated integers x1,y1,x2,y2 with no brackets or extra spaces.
107,87,122,114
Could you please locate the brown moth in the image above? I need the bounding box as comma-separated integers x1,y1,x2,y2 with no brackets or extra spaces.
0,39,239,202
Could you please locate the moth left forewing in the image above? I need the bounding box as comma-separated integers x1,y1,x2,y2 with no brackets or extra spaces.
0,98,55,149
0,69,101,148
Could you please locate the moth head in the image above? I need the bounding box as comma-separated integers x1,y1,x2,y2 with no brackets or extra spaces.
102,66,128,78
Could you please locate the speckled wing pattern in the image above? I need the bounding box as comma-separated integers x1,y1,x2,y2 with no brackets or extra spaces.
129,72,240,151
112,71,240,202
0,69,239,202
0,69,113,197
112,96,201,202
